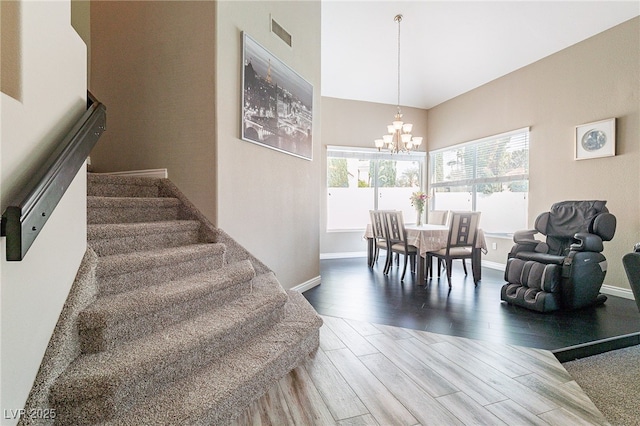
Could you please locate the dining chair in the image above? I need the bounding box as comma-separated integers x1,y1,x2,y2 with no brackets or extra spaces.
384,211,418,281
427,211,481,287
426,210,455,277
369,210,392,267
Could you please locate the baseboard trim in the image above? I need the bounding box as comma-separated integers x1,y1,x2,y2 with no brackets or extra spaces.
320,252,367,260
482,260,506,271
290,275,321,293
98,168,169,179
601,284,636,300
554,332,640,362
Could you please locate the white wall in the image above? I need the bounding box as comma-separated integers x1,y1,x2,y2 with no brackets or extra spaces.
216,1,322,289
427,17,640,289
1,1,87,421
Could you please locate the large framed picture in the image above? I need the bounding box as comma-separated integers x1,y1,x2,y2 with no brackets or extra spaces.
241,32,313,160
575,118,616,160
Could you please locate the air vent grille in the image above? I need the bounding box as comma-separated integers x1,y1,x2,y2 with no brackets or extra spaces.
271,18,292,47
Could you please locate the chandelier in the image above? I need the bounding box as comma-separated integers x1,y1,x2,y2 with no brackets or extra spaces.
375,14,422,154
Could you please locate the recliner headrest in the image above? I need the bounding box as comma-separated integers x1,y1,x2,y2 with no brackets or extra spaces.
539,200,609,238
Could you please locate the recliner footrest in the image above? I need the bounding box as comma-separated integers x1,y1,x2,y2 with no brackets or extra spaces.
501,258,562,312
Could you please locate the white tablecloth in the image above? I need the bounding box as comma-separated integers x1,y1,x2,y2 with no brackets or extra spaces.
365,224,487,258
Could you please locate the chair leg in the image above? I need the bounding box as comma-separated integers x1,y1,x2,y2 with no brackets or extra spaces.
383,253,392,274
445,259,453,287
462,259,468,275
438,258,443,277
401,254,409,281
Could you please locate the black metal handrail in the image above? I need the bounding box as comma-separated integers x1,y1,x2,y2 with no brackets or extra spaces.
1,92,106,261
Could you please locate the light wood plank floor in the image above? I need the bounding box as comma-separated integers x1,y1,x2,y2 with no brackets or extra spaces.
231,315,609,426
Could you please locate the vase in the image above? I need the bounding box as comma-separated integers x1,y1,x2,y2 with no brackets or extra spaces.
416,210,423,226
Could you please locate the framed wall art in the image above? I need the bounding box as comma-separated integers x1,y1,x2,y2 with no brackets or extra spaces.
241,32,313,160
575,118,616,160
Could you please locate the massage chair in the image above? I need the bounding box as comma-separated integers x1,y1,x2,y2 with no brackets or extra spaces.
501,200,616,312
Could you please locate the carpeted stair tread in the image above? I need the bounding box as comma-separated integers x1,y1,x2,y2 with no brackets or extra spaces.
78,260,257,353
50,273,289,420
88,174,163,198
104,291,322,425
88,220,203,256
97,243,225,278
88,196,180,209
88,196,181,224
96,243,226,296
88,220,200,239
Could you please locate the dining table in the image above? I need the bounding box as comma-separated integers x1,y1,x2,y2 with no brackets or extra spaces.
365,223,488,283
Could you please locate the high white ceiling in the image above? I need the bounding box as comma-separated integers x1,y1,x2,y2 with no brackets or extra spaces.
321,1,640,109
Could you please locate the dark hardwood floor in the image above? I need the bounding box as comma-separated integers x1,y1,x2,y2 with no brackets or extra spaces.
303,257,640,359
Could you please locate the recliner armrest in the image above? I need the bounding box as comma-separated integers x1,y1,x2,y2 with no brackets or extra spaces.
571,233,604,252
513,229,540,244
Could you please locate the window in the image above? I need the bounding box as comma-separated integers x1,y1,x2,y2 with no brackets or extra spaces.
429,128,529,236
327,147,425,231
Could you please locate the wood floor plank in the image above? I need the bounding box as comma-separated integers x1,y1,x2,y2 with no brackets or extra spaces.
324,348,418,426
230,381,294,425
485,400,552,426
403,327,446,345
278,365,337,425
303,348,369,421
359,352,464,425
365,333,459,397
322,316,378,356
514,373,607,424
397,337,509,406
430,341,559,415
440,333,535,377
320,322,347,352
436,392,509,425
369,322,413,339
481,341,574,383
336,413,380,426
538,407,608,426
343,318,383,337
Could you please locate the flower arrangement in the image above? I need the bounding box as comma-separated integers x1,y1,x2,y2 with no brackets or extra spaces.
410,191,429,212
410,191,430,225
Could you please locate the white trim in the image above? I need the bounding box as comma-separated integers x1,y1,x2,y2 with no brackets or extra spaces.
290,276,321,293
320,252,367,260
99,168,169,179
601,284,636,300
482,260,506,271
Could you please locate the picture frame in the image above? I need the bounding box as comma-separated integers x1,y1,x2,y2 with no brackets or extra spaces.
241,32,313,160
575,118,616,160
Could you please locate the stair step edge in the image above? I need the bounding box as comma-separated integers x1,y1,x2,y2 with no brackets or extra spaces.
88,196,181,208
80,260,256,330
96,243,225,277
106,293,322,425
51,273,288,405
88,220,201,240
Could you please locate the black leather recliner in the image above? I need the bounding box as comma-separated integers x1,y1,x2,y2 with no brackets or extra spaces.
501,200,616,312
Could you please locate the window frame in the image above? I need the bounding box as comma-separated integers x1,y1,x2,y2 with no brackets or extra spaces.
428,127,530,237
326,146,427,232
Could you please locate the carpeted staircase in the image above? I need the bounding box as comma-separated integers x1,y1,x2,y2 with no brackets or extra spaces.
44,173,322,425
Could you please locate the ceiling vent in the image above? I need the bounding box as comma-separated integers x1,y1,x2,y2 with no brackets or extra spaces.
271,17,292,47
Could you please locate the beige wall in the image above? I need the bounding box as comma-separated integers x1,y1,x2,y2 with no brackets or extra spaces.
427,17,640,290
1,1,87,421
89,1,217,221
320,97,429,256
216,1,321,289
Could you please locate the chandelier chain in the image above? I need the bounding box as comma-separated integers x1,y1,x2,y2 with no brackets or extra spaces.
396,14,402,112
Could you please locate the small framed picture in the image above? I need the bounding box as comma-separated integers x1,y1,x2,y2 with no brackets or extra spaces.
575,118,616,160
